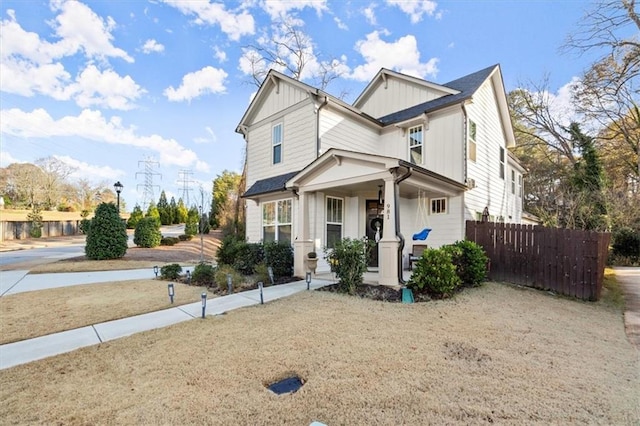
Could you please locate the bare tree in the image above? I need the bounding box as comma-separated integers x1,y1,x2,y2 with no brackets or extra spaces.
35,156,75,210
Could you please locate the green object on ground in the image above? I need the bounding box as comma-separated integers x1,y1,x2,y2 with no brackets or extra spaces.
402,288,414,303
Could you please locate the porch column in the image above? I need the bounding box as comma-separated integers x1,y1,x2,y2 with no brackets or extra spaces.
294,191,314,277
378,177,400,286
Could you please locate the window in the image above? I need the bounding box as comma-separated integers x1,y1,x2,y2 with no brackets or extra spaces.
408,125,423,165
272,123,282,164
518,174,523,198
326,196,343,249
511,170,515,194
431,197,447,214
262,199,291,243
499,147,505,179
468,120,477,162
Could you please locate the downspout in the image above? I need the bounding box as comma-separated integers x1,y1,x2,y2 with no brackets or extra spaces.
395,166,412,284
315,95,329,158
461,102,468,237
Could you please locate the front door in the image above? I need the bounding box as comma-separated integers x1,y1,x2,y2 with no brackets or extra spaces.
366,199,384,267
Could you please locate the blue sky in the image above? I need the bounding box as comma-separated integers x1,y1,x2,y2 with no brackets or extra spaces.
0,0,598,211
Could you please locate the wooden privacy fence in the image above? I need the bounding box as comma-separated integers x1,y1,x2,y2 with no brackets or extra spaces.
465,221,610,301
1,220,82,241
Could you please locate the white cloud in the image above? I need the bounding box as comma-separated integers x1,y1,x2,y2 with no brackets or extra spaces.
386,0,438,23
333,16,348,30
50,0,134,63
161,0,254,41
164,66,228,102
0,59,72,99
72,65,146,110
142,39,165,54
54,155,125,181
213,46,227,62
363,6,377,25
0,108,209,172
194,126,217,144
350,31,439,81
260,0,328,20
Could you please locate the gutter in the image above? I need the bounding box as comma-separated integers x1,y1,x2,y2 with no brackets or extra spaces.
315,95,329,158
394,166,412,285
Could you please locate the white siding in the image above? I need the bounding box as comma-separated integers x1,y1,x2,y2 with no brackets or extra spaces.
464,79,511,222
379,107,464,182
319,107,379,154
246,100,317,187
252,80,309,123
357,76,452,118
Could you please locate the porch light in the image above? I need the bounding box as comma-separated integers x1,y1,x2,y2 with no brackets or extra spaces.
153,265,159,277
305,272,311,290
168,283,175,304
201,292,207,318
378,185,384,205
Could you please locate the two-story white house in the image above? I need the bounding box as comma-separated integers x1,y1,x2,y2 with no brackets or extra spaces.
236,64,525,285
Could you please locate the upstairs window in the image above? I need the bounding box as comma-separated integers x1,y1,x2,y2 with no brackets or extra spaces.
511,170,516,194
518,174,523,197
272,123,282,164
408,125,423,165
499,147,505,179
468,120,477,162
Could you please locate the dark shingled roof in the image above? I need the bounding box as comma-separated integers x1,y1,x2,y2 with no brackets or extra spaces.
378,65,498,126
242,171,300,198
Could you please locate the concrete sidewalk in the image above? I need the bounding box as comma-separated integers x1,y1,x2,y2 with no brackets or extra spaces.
0,277,331,370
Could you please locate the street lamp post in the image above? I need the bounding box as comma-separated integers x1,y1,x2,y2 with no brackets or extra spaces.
113,181,123,213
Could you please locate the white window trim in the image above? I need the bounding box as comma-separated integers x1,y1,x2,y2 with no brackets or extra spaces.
262,198,292,242
518,174,523,198
408,124,423,165
272,122,283,165
468,119,477,162
430,197,447,215
326,196,343,248
511,170,516,194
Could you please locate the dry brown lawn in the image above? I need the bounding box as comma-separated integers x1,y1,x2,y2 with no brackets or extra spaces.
1,283,638,425
0,280,209,345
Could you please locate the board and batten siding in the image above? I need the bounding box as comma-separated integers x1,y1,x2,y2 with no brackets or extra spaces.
251,80,310,124
356,76,452,119
464,78,510,221
318,107,379,155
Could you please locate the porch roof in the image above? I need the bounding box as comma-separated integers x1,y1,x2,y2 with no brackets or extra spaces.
242,171,300,198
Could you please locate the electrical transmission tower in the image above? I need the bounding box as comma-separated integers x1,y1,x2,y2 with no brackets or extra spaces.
178,169,195,206
136,157,161,209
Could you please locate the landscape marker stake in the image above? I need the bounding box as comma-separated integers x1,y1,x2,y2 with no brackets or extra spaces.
258,281,264,304
201,292,207,318
168,283,174,304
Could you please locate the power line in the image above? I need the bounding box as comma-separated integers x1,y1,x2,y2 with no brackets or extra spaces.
178,169,195,207
135,157,161,210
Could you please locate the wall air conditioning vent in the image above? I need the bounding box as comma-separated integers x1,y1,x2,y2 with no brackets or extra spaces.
466,178,476,189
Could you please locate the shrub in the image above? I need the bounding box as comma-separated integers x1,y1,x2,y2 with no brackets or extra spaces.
79,218,91,234
216,234,244,266
443,240,489,287
184,206,200,236
611,227,640,260
85,203,128,260
254,262,270,285
264,241,294,278
407,247,461,298
324,237,372,295
233,243,264,275
27,205,43,238
178,234,193,241
160,236,180,246
191,263,216,286
214,265,243,292
133,217,162,248
127,205,144,229
160,264,183,280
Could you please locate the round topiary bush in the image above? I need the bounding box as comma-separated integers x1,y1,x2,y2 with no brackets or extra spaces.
191,262,216,286
85,202,128,260
407,247,461,298
133,216,162,248
160,263,183,280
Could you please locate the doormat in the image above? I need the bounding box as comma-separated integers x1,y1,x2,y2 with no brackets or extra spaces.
266,376,304,395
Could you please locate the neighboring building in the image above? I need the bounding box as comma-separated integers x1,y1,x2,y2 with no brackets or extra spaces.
236,64,525,285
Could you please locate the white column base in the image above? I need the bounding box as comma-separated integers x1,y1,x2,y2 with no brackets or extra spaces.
378,238,400,286
293,240,315,277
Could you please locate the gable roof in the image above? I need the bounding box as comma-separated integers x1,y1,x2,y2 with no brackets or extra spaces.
377,64,498,125
242,171,300,198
